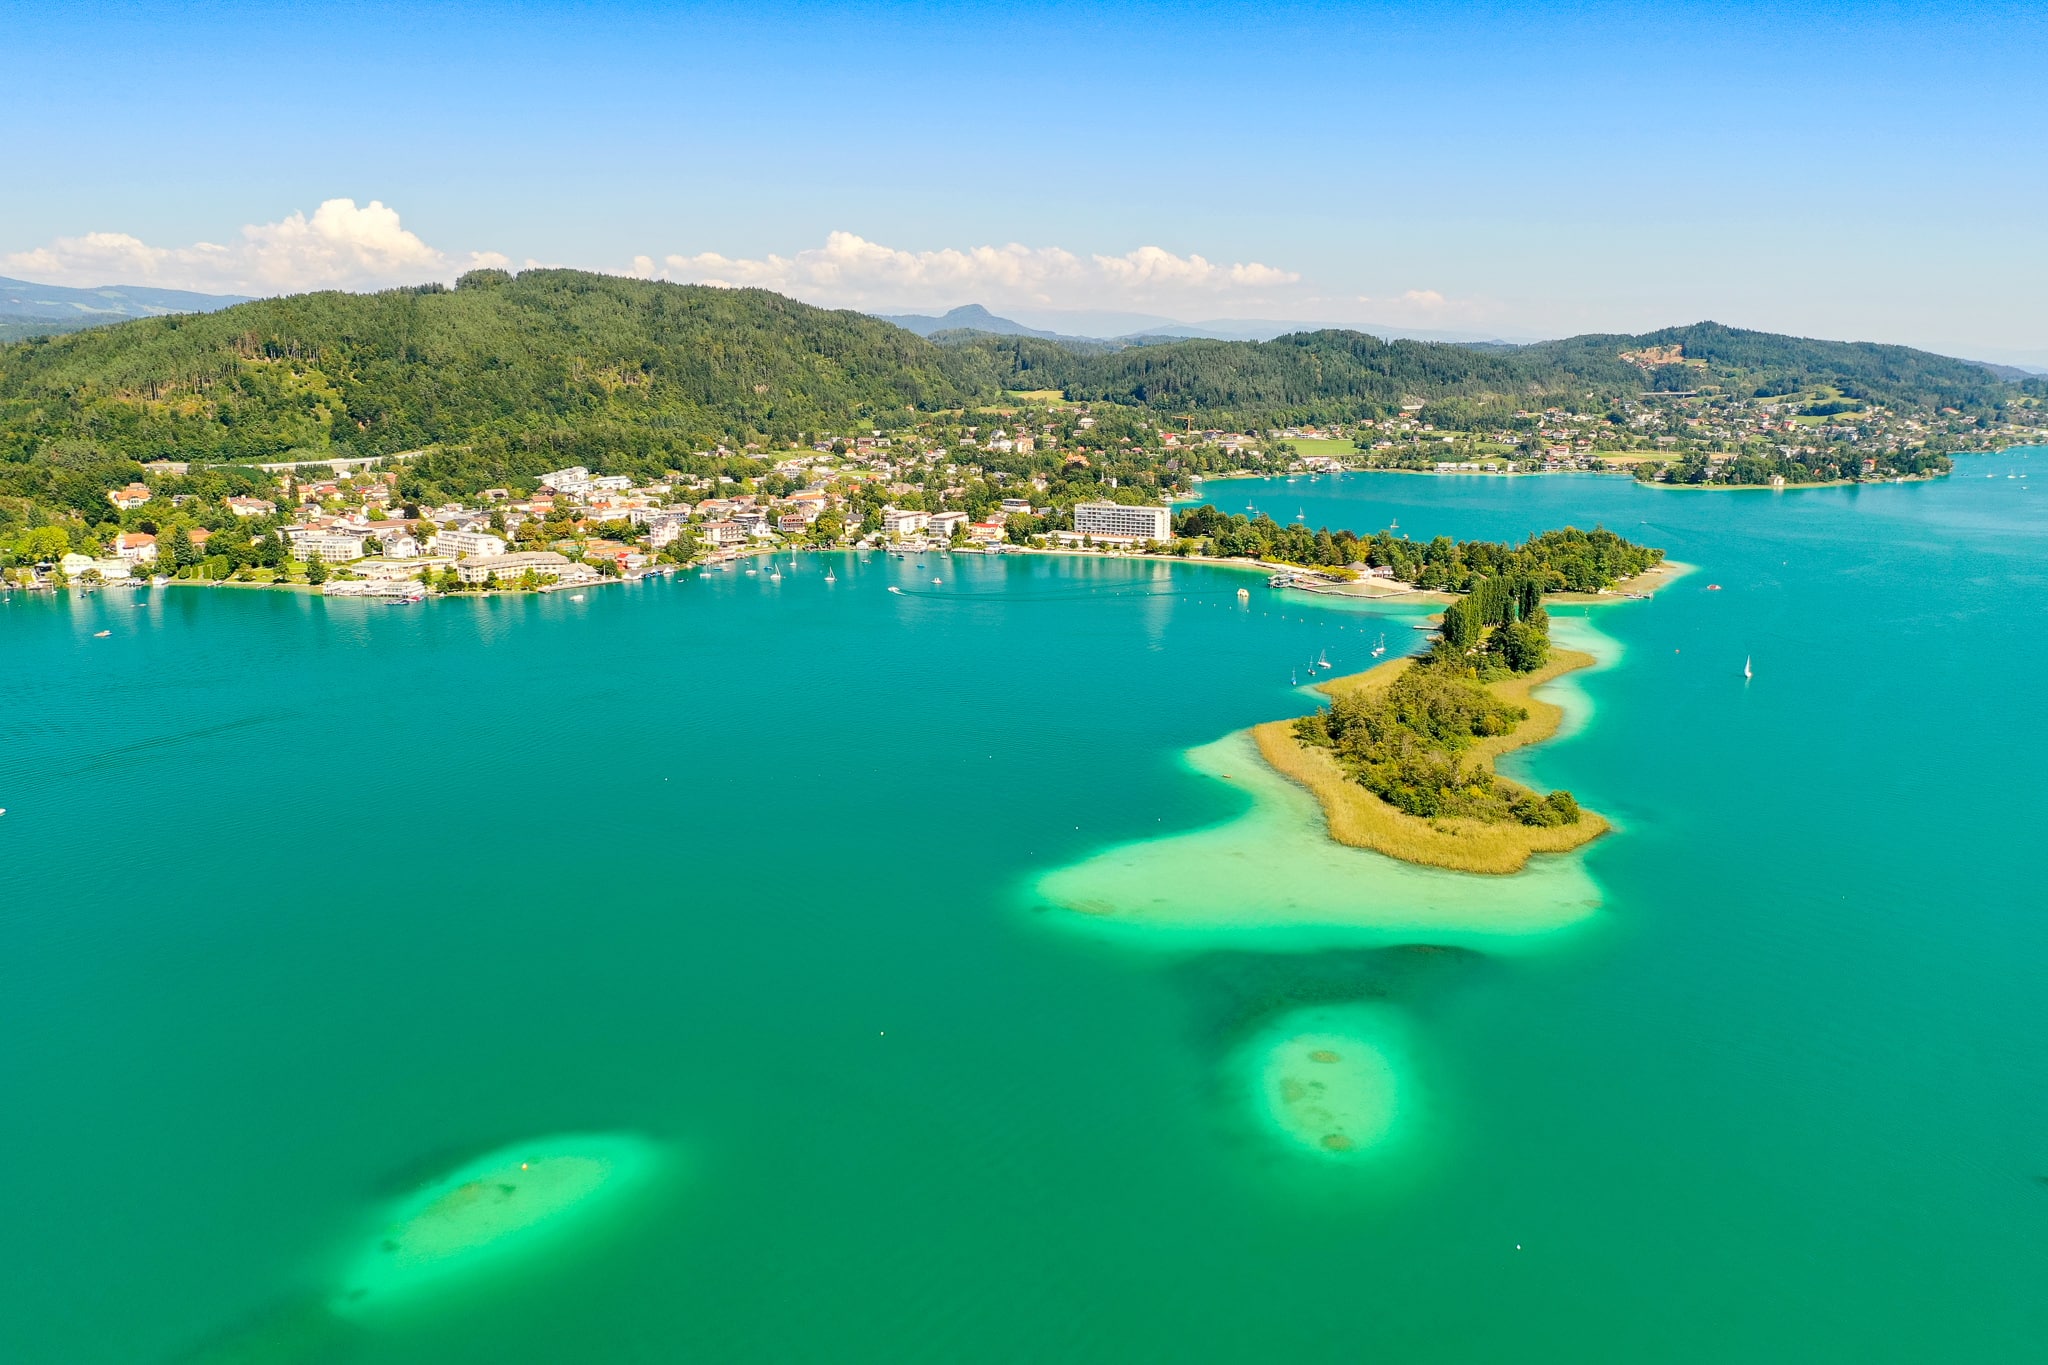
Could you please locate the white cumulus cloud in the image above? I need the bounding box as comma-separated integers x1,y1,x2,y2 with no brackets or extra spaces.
635,231,1305,314
1,199,507,295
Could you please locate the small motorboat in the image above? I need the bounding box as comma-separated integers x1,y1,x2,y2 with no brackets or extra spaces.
93,629,111,638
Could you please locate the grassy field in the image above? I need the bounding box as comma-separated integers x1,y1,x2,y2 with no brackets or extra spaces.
1286,437,1361,459
1003,389,1067,404
1251,650,1608,874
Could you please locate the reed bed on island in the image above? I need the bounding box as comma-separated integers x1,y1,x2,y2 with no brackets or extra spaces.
1252,649,1608,875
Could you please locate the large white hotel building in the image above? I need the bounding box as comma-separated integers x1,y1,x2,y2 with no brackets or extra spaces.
1068,501,1172,544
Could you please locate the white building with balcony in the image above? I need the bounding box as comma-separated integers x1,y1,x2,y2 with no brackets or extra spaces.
433,529,508,560
1070,502,1171,544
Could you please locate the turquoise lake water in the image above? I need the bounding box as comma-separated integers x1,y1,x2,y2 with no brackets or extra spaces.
3,452,2044,1361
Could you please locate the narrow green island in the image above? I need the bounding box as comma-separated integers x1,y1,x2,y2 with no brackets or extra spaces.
1254,528,1666,875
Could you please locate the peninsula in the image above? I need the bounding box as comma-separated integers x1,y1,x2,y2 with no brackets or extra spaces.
1254,534,1667,874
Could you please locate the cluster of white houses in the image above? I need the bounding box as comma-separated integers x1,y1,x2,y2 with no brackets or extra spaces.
57,444,1184,591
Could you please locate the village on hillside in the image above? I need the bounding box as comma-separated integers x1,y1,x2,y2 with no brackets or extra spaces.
5,380,2040,598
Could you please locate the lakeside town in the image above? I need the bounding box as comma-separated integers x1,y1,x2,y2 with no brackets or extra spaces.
4,380,2042,599
1293,373,2046,486
0,422,1191,598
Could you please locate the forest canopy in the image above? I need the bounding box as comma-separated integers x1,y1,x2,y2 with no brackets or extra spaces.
0,270,1001,483
950,321,2028,428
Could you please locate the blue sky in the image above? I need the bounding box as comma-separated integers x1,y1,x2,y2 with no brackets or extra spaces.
4,0,2043,361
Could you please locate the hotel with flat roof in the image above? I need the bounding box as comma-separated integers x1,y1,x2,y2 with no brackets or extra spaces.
1069,501,1171,543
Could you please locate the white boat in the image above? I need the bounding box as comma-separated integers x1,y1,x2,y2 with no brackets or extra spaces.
1371,633,1386,658
569,593,585,602
1744,656,1753,680
824,570,836,582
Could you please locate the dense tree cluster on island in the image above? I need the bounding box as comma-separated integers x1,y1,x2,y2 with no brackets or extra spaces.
1293,562,1606,827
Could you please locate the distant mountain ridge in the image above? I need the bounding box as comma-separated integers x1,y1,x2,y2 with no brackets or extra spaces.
874,304,1098,345
870,302,1531,348
0,275,248,341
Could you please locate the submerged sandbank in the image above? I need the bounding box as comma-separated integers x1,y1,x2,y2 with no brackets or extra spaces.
331,1131,664,1318
1250,1007,1404,1157
1035,730,1602,944
1033,614,1618,942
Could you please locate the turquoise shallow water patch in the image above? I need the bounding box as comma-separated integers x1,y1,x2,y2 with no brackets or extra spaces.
1034,730,1604,947
331,1132,665,1319
1247,1006,1405,1157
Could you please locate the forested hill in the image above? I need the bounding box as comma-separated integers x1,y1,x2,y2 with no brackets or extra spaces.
0,269,998,473
953,321,2032,426
3,267,2031,495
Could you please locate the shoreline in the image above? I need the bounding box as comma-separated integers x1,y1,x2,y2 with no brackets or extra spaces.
1197,462,1988,490
16,547,1692,609
1250,647,1609,876
1631,469,1948,492
1550,556,1693,604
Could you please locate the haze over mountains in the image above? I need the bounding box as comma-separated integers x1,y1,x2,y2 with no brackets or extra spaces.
874,302,1530,348
0,276,248,341
0,271,2039,378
